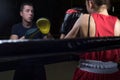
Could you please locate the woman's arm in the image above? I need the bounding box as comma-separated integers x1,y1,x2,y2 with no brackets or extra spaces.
114,19,120,36
64,15,82,39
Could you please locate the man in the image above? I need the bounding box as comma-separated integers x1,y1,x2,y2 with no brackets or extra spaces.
10,2,47,80
10,2,46,39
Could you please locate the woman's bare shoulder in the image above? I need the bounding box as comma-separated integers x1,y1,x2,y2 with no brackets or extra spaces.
77,14,90,26
81,14,90,18
79,14,90,22
114,18,120,36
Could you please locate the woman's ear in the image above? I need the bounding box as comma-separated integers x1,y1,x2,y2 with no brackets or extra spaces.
87,0,94,9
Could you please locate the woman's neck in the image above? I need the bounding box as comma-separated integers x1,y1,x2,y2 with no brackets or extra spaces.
96,5,109,15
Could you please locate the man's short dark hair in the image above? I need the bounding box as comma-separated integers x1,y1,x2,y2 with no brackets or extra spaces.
20,1,33,11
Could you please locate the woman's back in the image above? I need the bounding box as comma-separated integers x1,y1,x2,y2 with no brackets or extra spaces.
79,13,120,38
65,13,120,38
76,13,120,62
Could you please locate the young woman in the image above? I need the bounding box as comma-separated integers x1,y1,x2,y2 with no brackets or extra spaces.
65,0,120,80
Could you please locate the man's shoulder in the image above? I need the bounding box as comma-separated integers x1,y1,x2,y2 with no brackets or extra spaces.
12,23,22,27
31,22,37,28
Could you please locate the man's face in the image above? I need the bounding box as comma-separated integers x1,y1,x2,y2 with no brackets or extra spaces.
20,5,34,23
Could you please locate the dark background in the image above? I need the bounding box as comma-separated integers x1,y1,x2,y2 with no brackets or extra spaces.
0,0,120,39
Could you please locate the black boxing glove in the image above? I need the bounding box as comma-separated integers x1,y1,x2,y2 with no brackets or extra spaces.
60,8,84,35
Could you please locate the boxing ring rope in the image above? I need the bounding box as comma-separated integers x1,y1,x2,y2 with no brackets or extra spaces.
0,36,120,71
